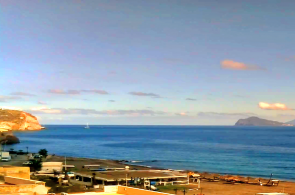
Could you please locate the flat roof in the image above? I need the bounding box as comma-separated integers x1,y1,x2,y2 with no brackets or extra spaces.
76,170,187,181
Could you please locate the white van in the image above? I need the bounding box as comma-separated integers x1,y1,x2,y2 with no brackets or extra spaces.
1,152,11,162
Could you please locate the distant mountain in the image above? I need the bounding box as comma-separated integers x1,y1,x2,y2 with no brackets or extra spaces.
235,116,294,126
287,119,295,125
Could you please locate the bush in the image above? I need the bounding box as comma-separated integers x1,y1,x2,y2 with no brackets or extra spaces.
17,150,24,155
38,149,48,158
29,159,42,172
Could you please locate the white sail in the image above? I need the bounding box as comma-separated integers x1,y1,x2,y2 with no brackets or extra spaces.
85,123,90,129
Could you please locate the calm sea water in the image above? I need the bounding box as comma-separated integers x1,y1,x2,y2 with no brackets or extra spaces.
10,125,295,181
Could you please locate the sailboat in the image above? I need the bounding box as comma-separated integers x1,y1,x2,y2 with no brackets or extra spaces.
85,123,90,129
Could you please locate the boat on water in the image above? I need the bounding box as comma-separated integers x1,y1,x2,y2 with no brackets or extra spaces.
85,123,90,129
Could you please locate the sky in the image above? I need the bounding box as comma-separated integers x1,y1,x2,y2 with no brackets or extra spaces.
0,0,295,125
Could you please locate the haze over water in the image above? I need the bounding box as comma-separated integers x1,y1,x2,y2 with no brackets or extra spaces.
11,125,295,181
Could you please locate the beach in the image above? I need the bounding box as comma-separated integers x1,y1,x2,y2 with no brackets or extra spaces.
45,155,295,195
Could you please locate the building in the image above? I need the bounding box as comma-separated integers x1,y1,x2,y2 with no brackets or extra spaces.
74,169,188,187
40,162,63,173
0,166,48,195
66,185,175,195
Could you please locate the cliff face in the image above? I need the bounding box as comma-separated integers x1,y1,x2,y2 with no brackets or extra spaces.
0,109,42,131
235,116,294,126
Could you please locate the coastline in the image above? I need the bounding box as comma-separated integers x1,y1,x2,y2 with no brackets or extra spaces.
47,155,293,182
44,155,295,195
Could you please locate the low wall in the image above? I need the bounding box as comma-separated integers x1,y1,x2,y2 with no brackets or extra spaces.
0,184,38,194
0,167,30,179
118,186,172,195
5,176,44,185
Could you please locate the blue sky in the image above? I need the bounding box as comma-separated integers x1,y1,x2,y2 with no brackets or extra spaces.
1,0,295,125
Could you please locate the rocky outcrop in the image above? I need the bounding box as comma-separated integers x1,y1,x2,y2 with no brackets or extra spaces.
0,109,43,131
235,116,294,126
0,131,20,144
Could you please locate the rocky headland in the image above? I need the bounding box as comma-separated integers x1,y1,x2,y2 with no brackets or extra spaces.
0,109,43,131
0,109,43,144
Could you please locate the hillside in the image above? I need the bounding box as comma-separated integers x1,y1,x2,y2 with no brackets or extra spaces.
0,109,43,130
235,116,294,126
287,119,295,125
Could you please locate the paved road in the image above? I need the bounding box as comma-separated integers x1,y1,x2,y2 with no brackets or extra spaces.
0,154,29,166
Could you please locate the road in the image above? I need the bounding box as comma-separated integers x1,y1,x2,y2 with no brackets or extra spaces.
0,154,29,166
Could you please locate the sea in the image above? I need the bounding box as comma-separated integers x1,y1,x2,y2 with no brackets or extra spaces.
9,125,295,181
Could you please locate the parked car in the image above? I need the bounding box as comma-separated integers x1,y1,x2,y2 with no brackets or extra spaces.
23,161,33,165
57,172,75,178
67,172,75,177
95,168,106,171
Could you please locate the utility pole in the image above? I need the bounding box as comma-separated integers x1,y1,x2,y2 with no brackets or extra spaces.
65,156,67,171
3,140,7,152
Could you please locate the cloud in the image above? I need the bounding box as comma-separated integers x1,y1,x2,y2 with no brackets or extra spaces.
0,96,22,102
81,90,109,95
31,106,62,114
221,60,264,70
186,98,197,101
10,92,36,96
198,112,255,118
48,89,109,95
109,100,115,102
48,89,80,95
29,108,166,116
175,112,188,116
259,102,293,110
129,92,161,98
38,101,47,105
0,106,22,111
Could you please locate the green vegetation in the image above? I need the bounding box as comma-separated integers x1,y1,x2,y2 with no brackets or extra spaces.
29,159,42,172
39,149,48,157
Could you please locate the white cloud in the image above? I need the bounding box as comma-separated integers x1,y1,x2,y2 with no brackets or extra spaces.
198,112,255,118
48,89,109,95
0,96,22,102
259,102,293,110
28,108,166,116
0,106,23,111
10,92,36,96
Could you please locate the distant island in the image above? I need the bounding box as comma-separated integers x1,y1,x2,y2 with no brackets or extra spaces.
235,116,294,126
0,109,44,131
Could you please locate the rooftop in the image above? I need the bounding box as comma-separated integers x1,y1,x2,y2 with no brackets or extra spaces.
76,170,187,181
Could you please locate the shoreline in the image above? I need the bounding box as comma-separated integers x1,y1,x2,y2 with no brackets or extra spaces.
48,155,294,182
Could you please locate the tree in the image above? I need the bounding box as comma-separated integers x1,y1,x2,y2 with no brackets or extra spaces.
38,149,48,158
18,150,24,155
30,159,42,172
